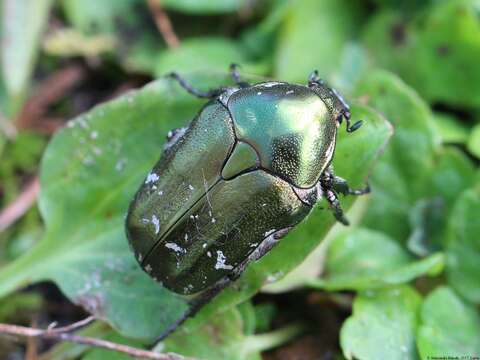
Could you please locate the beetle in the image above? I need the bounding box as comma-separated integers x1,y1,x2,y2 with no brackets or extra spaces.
126,65,368,299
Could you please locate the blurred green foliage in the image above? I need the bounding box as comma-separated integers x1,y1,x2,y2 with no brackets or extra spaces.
0,0,479,359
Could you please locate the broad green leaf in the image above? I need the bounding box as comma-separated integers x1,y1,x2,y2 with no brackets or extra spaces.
275,0,364,82
429,147,476,213
0,292,42,322
0,0,53,110
81,303,301,360
160,306,302,360
161,0,245,14
154,37,250,77
240,0,290,60
417,286,480,358
340,286,422,360
446,187,480,304
0,73,391,339
467,124,480,159
433,112,469,145
61,0,163,75
354,70,439,242
363,1,480,108
0,78,203,339
307,228,444,291
61,0,140,35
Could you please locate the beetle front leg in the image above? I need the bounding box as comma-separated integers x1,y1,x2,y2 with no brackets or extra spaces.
229,63,250,88
167,72,225,99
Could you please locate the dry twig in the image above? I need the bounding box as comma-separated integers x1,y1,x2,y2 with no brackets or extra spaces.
147,0,180,48
0,177,40,233
0,318,191,360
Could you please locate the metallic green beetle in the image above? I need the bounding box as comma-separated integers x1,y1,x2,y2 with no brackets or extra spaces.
126,66,368,297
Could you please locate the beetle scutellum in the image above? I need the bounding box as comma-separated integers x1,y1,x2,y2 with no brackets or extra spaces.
126,65,368,302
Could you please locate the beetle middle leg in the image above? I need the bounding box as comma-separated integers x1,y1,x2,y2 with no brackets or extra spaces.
167,72,225,99
331,175,370,196
319,167,369,225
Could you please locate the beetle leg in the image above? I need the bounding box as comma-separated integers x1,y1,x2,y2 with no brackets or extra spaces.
324,188,350,225
320,170,349,225
332,175,370,196
229,63,250,88
167,72,225,99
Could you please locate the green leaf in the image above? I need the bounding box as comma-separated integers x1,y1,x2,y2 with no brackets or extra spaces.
81,303,302,360
467,124,480,159
307,228,444,291
417,286,480,358
433,112,470,145
0,0,53,110
161,0,245,14
160,306,302,360
275,0,365,82
0,73,392,339
362,1,480,108
61,0,140,35
340,286,422,360
60,0,163,75
446,187,480,304
354,70,439,242
154,37,250,77
0,78,202,339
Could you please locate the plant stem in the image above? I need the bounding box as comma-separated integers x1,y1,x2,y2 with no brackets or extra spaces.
243,322,306,354
0,321,192,360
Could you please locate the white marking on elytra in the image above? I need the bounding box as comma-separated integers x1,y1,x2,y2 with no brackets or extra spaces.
165,243,185,254
151,215,160,234
214,251,233,270
145,172,160,184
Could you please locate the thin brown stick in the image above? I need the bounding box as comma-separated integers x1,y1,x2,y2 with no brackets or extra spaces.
46,316,96,334
0,322,192,360
0,177,40,233
147,0,180,48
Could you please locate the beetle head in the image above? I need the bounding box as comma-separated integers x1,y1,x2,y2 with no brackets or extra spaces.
308,74,363,133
